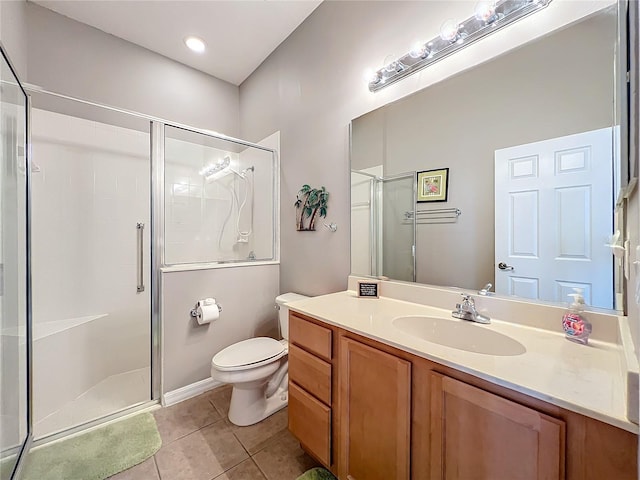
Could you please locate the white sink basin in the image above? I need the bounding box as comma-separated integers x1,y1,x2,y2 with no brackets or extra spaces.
392,315,526,356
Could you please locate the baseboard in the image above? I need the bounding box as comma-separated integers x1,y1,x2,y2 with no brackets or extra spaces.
162,378,224,407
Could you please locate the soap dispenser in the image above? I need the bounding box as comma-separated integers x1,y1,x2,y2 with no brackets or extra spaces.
562,288,592,345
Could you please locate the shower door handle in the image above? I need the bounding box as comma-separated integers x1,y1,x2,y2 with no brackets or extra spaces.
137,222,145,293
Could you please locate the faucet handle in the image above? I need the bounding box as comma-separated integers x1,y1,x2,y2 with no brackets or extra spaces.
479,283,493,295
460,293,474,305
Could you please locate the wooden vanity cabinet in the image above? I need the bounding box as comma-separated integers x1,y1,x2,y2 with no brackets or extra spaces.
430,372,565,479
338,337,411,480
287,313,637,480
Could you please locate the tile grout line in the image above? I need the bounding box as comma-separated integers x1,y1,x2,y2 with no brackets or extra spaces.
210,455,254,480
152,455,162,480
231,429,253,458
154,409,225,448
245,426,290,457
209,397,228,418
250,454,270,480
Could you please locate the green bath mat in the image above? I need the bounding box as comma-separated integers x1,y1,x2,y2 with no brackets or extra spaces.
296,467,338,480
22,412,161,480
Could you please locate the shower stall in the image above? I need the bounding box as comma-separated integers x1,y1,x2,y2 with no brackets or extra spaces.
22,93,278,443
350,169,416,282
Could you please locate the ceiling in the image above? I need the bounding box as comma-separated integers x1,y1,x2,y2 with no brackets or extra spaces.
31,0,322,86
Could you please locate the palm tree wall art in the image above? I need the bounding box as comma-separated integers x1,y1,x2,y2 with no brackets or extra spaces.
294,185,329,231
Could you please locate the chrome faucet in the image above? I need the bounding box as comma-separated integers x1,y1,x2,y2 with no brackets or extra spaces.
452,293,491,324
478,282,493,296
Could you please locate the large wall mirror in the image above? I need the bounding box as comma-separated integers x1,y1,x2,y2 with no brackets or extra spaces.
351,3,626,311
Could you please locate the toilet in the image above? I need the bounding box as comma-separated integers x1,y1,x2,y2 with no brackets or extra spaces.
210,292,309,426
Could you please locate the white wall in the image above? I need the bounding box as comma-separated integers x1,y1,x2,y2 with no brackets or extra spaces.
164,135,275,265
240,0,615,296
164,139,242,264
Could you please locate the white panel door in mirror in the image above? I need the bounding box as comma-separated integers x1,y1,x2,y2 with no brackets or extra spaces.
495,127,613,309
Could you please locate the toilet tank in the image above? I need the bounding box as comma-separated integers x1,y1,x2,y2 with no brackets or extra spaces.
276,293,309,340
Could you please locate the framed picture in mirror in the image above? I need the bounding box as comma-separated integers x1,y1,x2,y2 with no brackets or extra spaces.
417,168,449,202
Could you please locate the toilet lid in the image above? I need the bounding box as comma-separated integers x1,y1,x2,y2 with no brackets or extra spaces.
212,337,286,371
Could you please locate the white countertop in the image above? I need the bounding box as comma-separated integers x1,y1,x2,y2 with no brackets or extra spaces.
288,290,638,434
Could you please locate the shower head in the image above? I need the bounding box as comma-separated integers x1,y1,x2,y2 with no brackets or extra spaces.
200,156,231,182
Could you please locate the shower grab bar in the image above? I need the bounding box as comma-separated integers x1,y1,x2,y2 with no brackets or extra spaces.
137,222,145,293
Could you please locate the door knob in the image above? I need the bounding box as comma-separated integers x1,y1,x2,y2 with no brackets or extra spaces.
498,262,514,271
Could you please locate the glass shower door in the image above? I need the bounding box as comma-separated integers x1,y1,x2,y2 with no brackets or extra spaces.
29,97,152,439
0,47,30,479
379,174,416,282
163,125,276,266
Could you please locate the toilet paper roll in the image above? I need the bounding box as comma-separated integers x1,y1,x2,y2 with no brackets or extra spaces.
196,304,219,325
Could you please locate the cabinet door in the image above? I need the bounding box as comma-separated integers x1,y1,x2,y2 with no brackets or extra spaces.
339,337,411,480
430,373,566,480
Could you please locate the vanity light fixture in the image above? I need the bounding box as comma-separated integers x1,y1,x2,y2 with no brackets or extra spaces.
368,0,552,92
184,36,206,53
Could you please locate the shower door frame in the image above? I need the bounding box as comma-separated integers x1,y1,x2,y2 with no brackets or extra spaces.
0,41,33,479
23,84,280,446
352,170,417,282
376,172,417,283
25,88,162,445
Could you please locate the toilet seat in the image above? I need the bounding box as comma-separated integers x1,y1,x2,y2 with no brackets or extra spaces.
212,337,286,372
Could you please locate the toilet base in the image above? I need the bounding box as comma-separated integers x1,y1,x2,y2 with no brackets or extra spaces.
227,380,288,427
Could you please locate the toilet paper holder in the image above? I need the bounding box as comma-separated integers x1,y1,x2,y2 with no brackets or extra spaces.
190,299,223,318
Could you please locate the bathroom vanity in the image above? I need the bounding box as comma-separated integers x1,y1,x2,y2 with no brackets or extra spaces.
287,279,638,480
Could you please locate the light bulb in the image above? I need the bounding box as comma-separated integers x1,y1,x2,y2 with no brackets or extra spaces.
184,36,206,53
439,20,460,42
384,62,397,73
409,42,428,59
364,69,381,85
382,54,399,74
371,71,382,85
474,2,497,22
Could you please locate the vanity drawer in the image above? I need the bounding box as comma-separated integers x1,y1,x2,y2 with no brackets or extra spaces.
289,344,332,405
289,381,331,466
290,313,332,361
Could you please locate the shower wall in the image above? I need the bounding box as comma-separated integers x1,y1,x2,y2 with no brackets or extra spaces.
30,108,151,437
164,130,276,265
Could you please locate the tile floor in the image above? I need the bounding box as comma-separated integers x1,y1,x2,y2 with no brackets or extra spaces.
109,385,319,480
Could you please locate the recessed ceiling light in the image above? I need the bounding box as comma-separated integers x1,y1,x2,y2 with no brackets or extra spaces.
184,36,206,53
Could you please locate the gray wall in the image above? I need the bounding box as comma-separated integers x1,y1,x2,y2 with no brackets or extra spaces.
240,1,418,295
352,12,615,290
25,2,239,135
1,0,28,78
162,265,279,392
239,0,607,296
